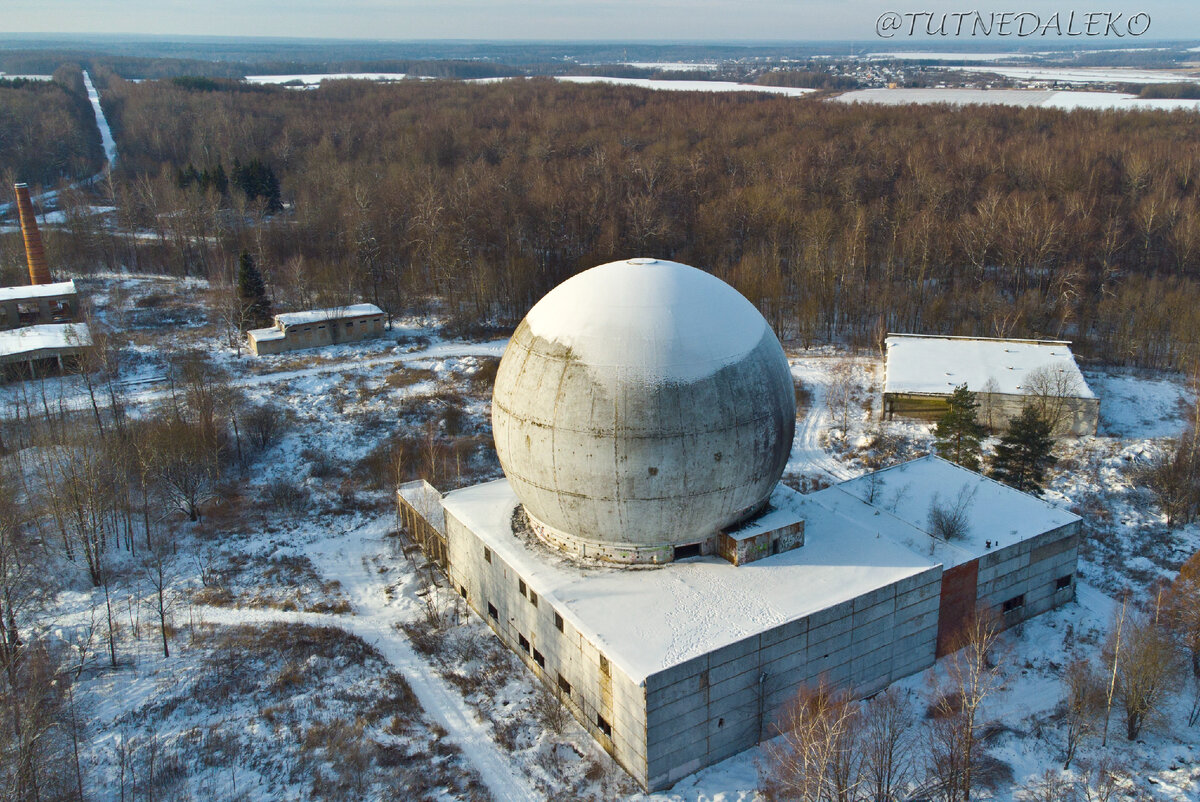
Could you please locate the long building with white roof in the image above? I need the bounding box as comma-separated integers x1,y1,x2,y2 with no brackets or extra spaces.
883,333,1099,435
247,302,385,356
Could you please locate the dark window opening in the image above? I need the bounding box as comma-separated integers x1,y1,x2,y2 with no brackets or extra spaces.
518,634,530,653
1003,594,1026,613
771,538,781,556
596,714,612,737
718,718,724,728
484,547,492,564
558,674,571,695
518,578,527,597
534,649,545,669
529,590,538,608
458,585,467,599
673,543,702,561
1056,575,1073,591
554,612,564,632
346,321,354,328
487,602,498,620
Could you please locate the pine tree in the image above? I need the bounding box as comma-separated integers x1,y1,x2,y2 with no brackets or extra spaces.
236,251,271,328
934,383,985,472
991,405,1056,494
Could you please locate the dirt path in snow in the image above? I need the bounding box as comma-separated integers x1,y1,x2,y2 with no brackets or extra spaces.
196,519,540,802
787,357,855,481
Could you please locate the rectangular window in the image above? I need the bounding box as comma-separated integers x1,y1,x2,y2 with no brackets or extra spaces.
596,714,612,737
518,578,527,597
599,654,610,677
529,590,538,608
487,602,498,620
1003,594,1026,613
533,649,545,669
518,634,530,653
557,674,571,695
673,543,702,561
1056,575,1073,591
554,612,564,632
484,547,492,564
459,585,468,599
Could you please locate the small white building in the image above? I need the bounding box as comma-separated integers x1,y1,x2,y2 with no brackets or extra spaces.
247,303,385,356
883,333,1099,435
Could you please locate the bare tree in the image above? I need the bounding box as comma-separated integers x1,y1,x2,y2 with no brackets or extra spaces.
926,607,1004,802
762,679,863,802
927,485,978,542
1060,658,1105,768
1023,364,1082,435
861,686,915,802
142,537,176,658
1107,599,1179,740
979,377,1001,433
826,359,858,436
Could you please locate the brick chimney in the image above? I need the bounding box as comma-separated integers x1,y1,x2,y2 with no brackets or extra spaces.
14,183,52,285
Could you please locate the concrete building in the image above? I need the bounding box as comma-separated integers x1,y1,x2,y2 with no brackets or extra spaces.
0,280,80,330
247,303,385,356
400,260,1082,791
883,333,1100,435
0,322,93,378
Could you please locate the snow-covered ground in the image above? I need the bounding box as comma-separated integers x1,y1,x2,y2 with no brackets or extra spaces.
83,70,117,166
837,87,1200,112
956,65,1200,84
244,73,409,86
12,273,1200,800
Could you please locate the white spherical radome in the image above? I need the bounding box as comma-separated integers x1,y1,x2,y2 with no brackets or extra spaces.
491,258,795,562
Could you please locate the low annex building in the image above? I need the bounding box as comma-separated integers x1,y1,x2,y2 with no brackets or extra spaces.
247,303,385,356
399,261,1082,792
882,333,1099,435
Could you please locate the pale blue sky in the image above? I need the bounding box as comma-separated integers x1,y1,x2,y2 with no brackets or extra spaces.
5,1,1199,41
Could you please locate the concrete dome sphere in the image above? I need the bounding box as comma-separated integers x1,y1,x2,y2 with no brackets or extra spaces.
491,258,796,563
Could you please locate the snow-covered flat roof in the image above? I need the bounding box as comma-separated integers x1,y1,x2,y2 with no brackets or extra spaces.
884,333,1094,399
275,303,383,328
0,280,76,302
442,479,939,683
834,455,1080,564
0,322,91,357
247,326,284,342
398,480,445,535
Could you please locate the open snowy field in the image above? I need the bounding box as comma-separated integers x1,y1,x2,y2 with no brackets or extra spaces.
837,87,1200,112
244,73,410,86
954,65,1200,84
9,273,1200,800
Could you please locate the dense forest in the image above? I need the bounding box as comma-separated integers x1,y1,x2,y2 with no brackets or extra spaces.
0,65,103,187
13,74,1200,371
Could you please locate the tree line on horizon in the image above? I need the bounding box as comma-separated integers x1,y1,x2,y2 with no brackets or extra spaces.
13,74,1200,371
